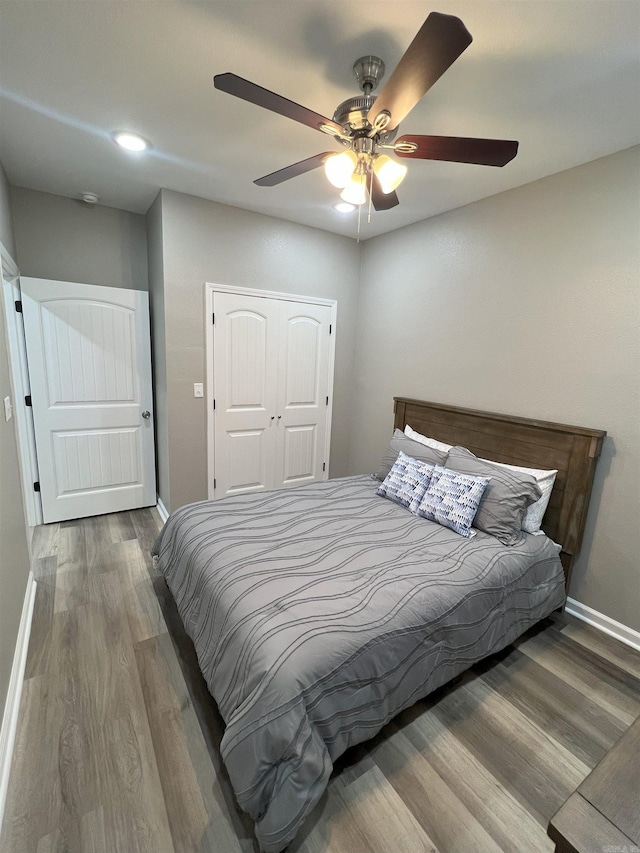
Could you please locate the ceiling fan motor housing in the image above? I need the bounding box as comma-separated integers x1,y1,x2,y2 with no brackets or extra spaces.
332,94,398,144
331,55,397,145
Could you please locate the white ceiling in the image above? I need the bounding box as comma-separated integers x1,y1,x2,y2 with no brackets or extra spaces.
1,1,639,240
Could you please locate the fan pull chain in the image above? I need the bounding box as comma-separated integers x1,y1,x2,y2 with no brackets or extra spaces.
367,177,373,224
356,200,361,242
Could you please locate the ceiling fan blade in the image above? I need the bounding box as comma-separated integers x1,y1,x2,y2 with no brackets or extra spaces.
254,152,335,187
395,135,519,166
371,12,472,131
369,173,400,211
214,73,343,136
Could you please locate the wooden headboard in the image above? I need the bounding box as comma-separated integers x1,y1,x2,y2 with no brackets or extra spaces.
394,398,606,588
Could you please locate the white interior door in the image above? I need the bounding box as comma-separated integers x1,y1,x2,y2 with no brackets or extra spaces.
212,292,279,497
21,278,156,523
274,300,332,490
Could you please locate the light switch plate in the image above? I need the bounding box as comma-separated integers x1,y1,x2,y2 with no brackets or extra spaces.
4,396,12,422
193,383,204,398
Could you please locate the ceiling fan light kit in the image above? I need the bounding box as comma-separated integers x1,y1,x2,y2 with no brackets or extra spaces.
213,11,519,222
373,155,408,194
325,150,358,188
324,135,407,204
340,173,368,206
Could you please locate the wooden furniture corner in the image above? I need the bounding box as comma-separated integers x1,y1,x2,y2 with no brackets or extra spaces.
548,713,640,853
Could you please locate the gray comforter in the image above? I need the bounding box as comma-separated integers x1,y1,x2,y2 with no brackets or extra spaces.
152,475,565,852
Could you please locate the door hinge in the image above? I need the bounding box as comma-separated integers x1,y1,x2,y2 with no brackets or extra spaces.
322,462,326,472
326,395,329,406
15,299,22,313
213,398,216,410
33,481,40,492
25,395,32,407
213,478,216,489
212,312,215,325
329,324,332,334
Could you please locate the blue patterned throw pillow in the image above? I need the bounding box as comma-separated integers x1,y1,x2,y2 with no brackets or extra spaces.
376,451,435,513
416,466,490,538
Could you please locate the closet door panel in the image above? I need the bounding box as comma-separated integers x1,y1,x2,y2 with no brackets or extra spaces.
274,301,332,489
280,424,317,484
213,293,278,496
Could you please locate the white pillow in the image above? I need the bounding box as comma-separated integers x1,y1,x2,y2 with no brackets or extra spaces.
479,459,557,534
404,424,452,453
404,425,556,535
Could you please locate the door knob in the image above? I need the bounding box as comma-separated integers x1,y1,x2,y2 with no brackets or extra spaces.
142,410,151,419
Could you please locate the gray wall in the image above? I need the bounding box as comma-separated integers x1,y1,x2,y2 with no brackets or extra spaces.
155,190,362,512
352,146,640,631
146,193,170,510
10,187,148,290
0,163,16,260
0,162,31,720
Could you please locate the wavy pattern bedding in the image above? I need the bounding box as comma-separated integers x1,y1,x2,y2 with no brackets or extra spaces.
152,475,565,852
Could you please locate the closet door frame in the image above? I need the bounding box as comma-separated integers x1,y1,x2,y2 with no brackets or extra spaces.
205,283,337,500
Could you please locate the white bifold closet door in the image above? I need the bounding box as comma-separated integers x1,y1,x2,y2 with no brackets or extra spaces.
21,277,156,523
212,291,333,498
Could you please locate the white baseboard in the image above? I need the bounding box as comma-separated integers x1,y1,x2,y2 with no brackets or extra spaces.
156,496,169,524
0,573,37,831
565,597,640,653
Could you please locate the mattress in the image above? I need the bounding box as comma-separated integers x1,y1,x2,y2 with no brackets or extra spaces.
152,474,565,852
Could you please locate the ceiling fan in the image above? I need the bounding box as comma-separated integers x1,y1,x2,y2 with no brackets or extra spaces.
213,11,518,212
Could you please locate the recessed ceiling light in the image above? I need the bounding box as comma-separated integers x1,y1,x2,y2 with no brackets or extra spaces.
113,131,149,152
332,201,356,213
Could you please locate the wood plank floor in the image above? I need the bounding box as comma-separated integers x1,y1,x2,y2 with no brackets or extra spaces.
2,508,640,853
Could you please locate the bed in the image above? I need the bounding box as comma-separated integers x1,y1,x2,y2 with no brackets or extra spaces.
152,398,606,853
